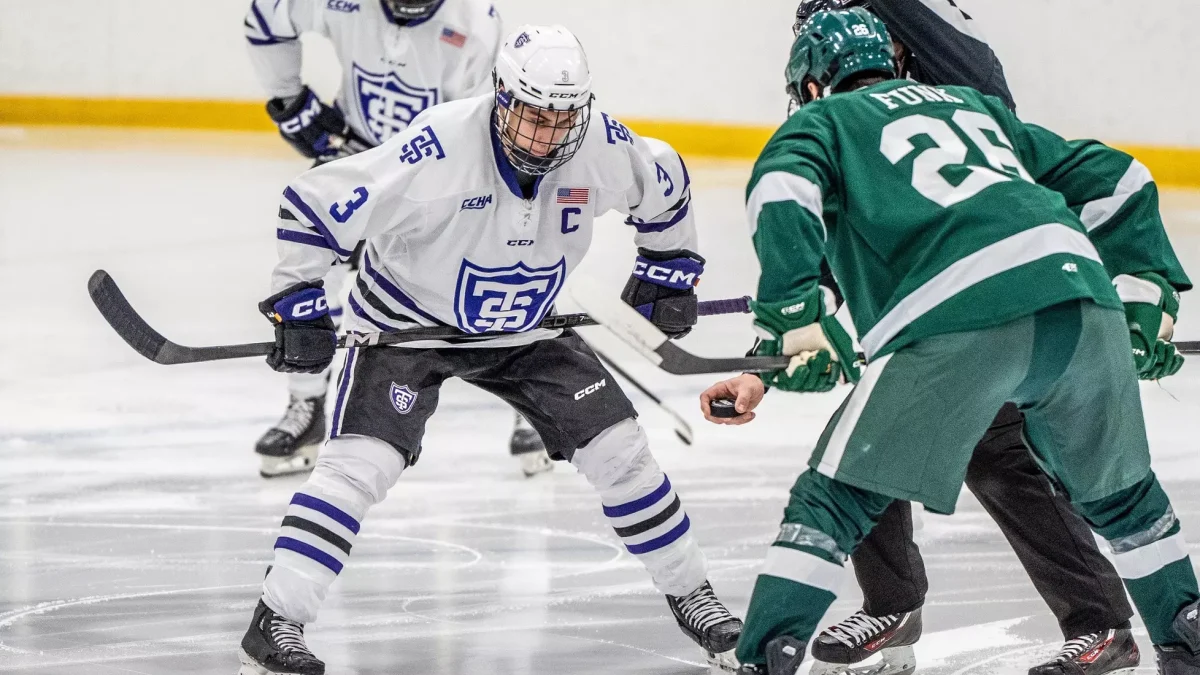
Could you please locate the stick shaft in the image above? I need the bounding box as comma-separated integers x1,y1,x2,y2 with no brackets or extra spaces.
89,269,753,365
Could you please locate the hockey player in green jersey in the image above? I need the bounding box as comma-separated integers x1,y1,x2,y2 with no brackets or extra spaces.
699,8,1199,675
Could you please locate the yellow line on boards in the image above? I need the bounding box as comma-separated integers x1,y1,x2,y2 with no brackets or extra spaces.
1113,146,1200,190
0,96,275,132
1,96,1197,186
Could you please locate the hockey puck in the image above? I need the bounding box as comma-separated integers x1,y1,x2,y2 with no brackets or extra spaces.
709,399,740,418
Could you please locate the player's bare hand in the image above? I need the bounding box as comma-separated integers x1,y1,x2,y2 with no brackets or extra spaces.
700,374,765,425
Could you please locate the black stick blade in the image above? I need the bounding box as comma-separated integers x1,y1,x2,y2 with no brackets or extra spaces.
88,270,171,363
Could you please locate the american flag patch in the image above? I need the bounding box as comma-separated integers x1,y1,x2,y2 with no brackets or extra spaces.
440,27,467,48
557,188,589,204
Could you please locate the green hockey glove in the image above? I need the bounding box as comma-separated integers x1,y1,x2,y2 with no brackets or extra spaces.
753,286,860,393
1144,340,1185,380
1122,272,1184,380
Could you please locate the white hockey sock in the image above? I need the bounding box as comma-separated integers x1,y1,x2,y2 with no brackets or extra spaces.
288,370,332,400
572,419,708,597
262,434,405,623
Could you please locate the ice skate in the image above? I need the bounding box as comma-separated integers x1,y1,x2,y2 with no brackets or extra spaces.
510,411,553,477
255,395,325,478
1157,600,1200,675
1157,646,1200,675
238,599,325,675
667,580,744,671
809,608,922,675
1029,628,1139,675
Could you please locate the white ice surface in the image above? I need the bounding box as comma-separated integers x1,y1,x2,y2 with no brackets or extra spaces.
1,127,1199,674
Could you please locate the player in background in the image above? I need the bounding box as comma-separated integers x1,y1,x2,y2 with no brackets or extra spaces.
236,25,743,675
784,3,1151,675
700,10,1197,675
244,0,555,479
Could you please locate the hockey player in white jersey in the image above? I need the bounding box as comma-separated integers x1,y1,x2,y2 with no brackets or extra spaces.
245,0,502,156
236,25,743,675
245,0,554,479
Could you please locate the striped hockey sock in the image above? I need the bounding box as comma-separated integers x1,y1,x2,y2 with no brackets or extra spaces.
264,490,364,623
1079,473,1200,648
573,419,707,596
260,434,405,624
275,492,361,576
604,474,691,555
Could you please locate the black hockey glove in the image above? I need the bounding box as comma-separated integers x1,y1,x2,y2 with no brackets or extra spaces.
259,281,337,374
266,86,350,161
620,248,705,339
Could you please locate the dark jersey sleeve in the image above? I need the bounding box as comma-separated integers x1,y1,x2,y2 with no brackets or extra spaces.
868,0,1017,111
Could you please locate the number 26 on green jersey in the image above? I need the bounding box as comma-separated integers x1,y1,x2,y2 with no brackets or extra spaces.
881,110,1034,208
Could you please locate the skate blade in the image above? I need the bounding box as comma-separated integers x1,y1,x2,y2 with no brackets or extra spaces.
236,648,270,675
707,648,740,673
811,646,916,675
259,444,319,479
519,451,554,478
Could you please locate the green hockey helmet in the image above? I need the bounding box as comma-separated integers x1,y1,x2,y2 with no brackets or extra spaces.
786,7,896,108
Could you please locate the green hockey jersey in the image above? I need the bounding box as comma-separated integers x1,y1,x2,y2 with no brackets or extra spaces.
747,79,1190,361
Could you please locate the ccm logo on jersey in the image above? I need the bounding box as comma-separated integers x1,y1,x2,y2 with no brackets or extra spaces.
461,195,493,211
507,239,535,246
280,97,323,134
574,379,606,401
634,262,697,287
327,0,361,12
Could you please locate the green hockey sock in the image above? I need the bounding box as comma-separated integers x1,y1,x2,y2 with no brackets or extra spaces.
737,470,894,665
1078,473,1200,647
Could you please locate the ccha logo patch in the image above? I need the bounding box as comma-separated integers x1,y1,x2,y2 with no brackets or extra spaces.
389,382,418,415
353,64,440,145
461,194,493,211
326,0,361,12
454,258,566,333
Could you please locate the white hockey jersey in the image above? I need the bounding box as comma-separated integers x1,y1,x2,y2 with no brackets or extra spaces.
272,95,698,348
245,0,502,146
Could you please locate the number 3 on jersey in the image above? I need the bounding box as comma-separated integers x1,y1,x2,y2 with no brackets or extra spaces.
330,187,370,223
881,110,1033,208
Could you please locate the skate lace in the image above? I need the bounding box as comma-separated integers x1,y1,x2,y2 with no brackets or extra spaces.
676,585,734,633
1054,633,1102,662
827,611,900,648
274,397,316,438
269,615,314,656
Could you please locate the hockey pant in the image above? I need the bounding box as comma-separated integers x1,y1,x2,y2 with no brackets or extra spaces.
261,418,708,623
854,403,1132,637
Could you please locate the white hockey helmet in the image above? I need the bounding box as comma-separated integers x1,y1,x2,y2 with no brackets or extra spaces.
493,25,594,175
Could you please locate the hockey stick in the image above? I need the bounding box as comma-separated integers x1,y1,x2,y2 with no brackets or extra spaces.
568,276,1200,375
88,270,753,366
568,276,791,375
587,343,695,446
